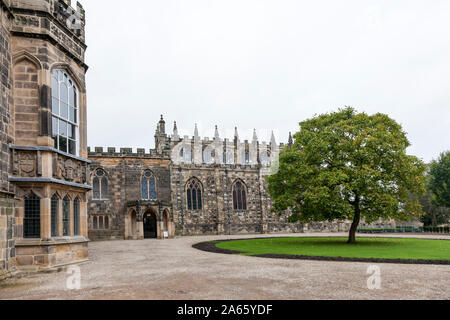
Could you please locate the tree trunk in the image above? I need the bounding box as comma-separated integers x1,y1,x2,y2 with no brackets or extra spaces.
347,196,360,244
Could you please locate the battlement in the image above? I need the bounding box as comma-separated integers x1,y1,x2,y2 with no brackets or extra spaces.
8,0,86,42
88,147,171,159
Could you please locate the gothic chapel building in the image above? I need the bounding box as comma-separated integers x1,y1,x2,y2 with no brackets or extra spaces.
87,117,304,241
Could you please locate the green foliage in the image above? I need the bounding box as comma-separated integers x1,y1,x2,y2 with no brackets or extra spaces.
417,190,450,226
267,107,427,225
428,151,450,208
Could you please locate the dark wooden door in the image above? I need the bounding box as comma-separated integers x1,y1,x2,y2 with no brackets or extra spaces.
143,212,157,238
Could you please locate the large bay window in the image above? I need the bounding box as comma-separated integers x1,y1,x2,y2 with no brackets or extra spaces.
51,69,79,155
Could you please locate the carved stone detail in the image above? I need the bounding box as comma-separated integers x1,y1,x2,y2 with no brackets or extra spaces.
18,152,37,177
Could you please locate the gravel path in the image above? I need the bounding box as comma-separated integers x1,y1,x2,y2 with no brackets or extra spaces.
1,233,449,300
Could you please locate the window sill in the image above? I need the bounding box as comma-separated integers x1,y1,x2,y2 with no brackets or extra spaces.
16,236,89,246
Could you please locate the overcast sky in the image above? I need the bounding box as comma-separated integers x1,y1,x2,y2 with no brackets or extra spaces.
81,0,450,162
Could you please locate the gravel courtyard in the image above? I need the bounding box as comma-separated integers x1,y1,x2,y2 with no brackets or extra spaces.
1,233,449,300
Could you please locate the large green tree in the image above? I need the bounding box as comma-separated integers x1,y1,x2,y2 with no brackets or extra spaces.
428,151,450,208
267,107,427,243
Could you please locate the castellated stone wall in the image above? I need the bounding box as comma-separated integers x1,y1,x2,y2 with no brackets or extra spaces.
87,147,171,241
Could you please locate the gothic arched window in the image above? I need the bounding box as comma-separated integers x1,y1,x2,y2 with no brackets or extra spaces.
51,69,79,155
51,194,59,237
141,171,157,200
186,178,202,211
73,197,80,236
92,169,108,200
24,193,40,238
232,180,247,210
62,196,70,236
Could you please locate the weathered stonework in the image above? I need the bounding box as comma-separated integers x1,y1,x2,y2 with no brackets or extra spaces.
87,117,303,240
1,0,90,275
87,148,173,240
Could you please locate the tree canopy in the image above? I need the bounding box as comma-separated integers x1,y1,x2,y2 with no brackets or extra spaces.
267,107,427,243
428,151,450,208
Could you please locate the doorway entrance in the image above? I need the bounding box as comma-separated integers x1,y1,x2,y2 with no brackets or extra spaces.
143,211,157,239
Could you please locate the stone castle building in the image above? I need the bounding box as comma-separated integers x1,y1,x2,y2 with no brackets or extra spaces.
0,0,354,278
87,117,305,241
0,0,90,278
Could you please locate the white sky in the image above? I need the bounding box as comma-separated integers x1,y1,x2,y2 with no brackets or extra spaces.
82,0,450,162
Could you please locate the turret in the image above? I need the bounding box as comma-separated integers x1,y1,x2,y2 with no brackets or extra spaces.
155,115,169,154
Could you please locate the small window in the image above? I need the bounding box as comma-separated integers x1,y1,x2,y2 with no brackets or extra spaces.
73,198,80,236
51,194,59,237
93,169,108,200
233,180,247,211
63,196,70,236
186,178,202,211
141,171,157,200
24,193,40,238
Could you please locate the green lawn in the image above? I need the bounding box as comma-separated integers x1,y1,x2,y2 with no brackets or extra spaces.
215,237,450,261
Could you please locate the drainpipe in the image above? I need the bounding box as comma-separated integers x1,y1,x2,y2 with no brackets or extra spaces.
225,168,231,235
178,167,184,236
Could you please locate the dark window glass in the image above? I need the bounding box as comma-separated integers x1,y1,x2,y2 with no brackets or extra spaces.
105,216,109,229
24,193,40,238
68,140,76,155
93,216,98,229
186,179,202,211
197,189,202,210
51,195,59,237
101,177,108,199
192,188,197,210
141,178,148,200
63,197,70,236
141,172,156,201
233,181,247,210
149,178,156,200
93,177,100,199
99,216,104,229
187,189,192,210
59,136,67,153
73,198,80,236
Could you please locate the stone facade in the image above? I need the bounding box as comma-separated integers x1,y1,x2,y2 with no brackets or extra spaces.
87,148,173,240
1,0,90,276
88,117,304,240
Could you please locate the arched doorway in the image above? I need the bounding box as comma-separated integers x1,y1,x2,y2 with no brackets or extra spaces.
143,211,157,239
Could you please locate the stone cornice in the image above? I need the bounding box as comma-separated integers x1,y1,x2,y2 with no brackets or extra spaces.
9,145,92,164
8,177,93,190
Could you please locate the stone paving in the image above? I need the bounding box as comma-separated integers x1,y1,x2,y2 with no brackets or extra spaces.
0,233,449,300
